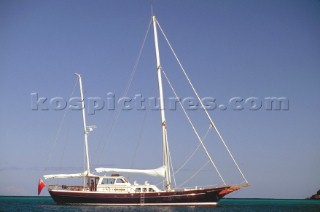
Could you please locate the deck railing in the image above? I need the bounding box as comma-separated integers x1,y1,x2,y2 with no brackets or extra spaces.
48,184,95,191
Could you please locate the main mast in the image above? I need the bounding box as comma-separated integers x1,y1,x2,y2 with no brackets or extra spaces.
75,73,91,179
152,16,171,191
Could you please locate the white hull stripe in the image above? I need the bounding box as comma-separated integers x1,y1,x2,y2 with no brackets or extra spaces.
66,202,218,206
51,189,207,197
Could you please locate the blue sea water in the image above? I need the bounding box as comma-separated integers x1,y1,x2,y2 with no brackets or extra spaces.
0,196,319,212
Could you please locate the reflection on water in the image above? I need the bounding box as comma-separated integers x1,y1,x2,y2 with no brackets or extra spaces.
0,197,319,212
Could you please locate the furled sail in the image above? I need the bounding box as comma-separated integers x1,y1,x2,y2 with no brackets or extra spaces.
95,166,166,178
44,171,97,180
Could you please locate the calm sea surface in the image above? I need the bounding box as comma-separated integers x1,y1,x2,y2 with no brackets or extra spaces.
0,196,319,211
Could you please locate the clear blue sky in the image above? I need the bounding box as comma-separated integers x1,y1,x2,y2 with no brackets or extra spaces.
0,0,319,198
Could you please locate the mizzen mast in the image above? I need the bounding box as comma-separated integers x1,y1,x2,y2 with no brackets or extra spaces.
152,16,171,191
75,73,91,178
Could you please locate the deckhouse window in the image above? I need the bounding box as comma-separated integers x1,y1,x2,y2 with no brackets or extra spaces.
116,179,125,184
135,188,141,192
101,178,115,184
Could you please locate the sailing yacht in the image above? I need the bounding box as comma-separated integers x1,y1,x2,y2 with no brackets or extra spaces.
40,16,249,206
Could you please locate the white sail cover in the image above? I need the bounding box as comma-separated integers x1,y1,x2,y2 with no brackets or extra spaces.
95,166,166,178
44,171,97,180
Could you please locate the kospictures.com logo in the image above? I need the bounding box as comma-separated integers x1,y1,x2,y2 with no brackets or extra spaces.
30,92,289,115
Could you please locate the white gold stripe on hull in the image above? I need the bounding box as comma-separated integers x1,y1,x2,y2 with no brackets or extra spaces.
66,202,218,206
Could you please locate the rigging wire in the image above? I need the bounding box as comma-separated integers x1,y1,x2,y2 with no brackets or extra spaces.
162,70,226,185
94,19,152,166
163,127,176,189
129,111,149,167
157,20,248,184
43,78,79,172
83,132,86,188
168,146,177,189
174,125,212,176
177,160,210,189
126,110,148,182
129,82,158,171
58,124,71,168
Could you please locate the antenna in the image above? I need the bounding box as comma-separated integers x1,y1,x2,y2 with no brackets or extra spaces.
151,5,154,16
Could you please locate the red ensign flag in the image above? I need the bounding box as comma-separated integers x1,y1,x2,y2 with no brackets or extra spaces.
38,178,46,195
